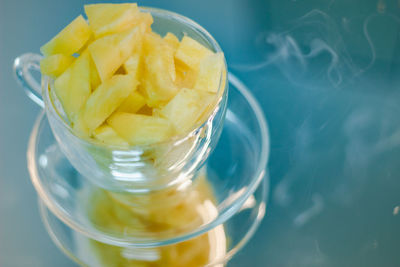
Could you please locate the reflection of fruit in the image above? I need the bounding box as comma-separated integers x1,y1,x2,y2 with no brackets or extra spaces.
40,15,91,56
108,112,174,145
40,54,75,78
40,3,225,146
87,174,226,267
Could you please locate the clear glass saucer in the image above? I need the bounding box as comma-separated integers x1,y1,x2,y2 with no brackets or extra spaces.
28,73,270,248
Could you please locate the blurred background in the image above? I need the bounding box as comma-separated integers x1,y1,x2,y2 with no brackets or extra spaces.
1,0,400,266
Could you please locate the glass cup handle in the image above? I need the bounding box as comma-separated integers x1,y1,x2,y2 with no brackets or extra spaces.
13,53,44,108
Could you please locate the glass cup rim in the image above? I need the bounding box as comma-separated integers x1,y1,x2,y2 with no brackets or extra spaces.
43,6,228,151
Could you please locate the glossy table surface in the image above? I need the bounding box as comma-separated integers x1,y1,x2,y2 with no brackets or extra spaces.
1,0,400,266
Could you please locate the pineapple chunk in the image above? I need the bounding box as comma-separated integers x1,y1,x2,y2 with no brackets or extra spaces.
138,12,154,33
164,32,180,51
89,26,141,82
77,34,95,55
107,113,174,145
153,135,197,170
158,88,215,134
175,36,213,70
193,52,224,93
74,74,138,135
141,32,161,53
40,2,224,144
40,54,74,77
54,52,91,122
143,33,175,81
141,33,177,106
40,15,91,56
123,54,140,79
84,3,139,37
175,62,197,89
89,53,101,90
116,91,146,113
93,124,129,147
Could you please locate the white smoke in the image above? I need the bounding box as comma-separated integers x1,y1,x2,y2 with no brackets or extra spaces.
232,9,400,89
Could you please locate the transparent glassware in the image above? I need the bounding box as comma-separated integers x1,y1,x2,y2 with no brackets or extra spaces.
15,7,228,193
26,73,270,247
14,6,270,267
26,73,270,266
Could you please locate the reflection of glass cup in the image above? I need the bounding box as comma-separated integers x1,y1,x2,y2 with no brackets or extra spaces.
14,7,228,193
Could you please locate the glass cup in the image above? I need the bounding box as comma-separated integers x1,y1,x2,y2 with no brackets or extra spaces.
14,6,271,266
14,7,228,193
26,72,270,266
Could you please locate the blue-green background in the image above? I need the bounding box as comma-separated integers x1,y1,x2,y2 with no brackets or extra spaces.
1,0,400,266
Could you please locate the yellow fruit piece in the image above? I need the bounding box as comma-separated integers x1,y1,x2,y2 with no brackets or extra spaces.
175,36,212,70
107,113,174,145
141,33,177,107
54,52,91,122
143,33,175,81
142,32,161,51
89,53,101,90
84,3,139,37
93,124,129,147
40,54,75,77
116,91,146,113
75,74,138,135
77,34,95,55
89,26,141,82
193,52,224,93
153,135,197,170
138,12,154,33
159,88,215,134
163,32,180,51
175,62,197,89
40,15,91,56
141,57,177,107
123,54,140,79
